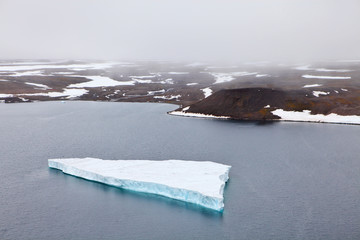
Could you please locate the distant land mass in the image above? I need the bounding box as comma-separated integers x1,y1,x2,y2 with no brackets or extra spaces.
0,60,359,124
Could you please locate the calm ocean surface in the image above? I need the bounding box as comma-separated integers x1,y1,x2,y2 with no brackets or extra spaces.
1,101,360,240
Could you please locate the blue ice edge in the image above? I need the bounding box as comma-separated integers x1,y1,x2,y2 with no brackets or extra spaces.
48,160,231,212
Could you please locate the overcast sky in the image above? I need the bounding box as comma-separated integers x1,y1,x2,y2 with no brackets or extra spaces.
0,0,359,62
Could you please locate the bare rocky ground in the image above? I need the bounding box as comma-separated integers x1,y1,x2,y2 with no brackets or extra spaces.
0,60,359,120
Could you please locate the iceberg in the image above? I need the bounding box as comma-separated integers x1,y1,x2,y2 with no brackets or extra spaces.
48,158,231,211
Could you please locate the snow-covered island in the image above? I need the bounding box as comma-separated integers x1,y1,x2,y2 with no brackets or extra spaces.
48,158,231,211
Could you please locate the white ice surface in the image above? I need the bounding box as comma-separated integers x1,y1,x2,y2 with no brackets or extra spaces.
154,95,181,100
255,74,270,78
294,65,351,72
53,72,75,75
201,87,213,98
186,83,199,86
67,76,135,88
303,84,323,88
147,89,165,95
7,70,48,77
133,79,153,84
48,158,231,211
272,109,360,125
302,75,351,80
25,82,51,90
159,78,174,84
312,91,330,97
168,72,189,74
21,88,88,99
211,72,257,84
0,94,14,98
129,75,156,79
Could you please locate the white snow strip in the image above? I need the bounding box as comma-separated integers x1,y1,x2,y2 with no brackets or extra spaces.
186,83,199,86
147,89,165,95
8,70,47,77
67,76,135,88
129,75,156,79
303,84,323,88
264,105,270,108
0,94,14,98
25,82,51,90
48,158,231,211
53,72,75,75
210,73,233,84
133,79,153,84
255,74,270,78
302,75,351,80
334,90,339,93
169,111,230,119
294,65,351,72
182,106,190,111
210,72,257,84
201,87,213,98
314,68,351,73
20,88,88,99
272,109,360,125
341,88,348,92
18,97,28,102
159,78,174,84
154,95,181,100
168,72,189,74
0,79,9,82
313,91,330,97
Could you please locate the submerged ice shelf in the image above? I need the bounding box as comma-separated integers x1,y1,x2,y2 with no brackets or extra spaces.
48,158,231,211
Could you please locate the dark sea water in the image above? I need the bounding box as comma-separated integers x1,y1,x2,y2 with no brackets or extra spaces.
1,101,360,240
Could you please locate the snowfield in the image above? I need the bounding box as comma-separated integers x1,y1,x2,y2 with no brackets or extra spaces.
210,72,257,84
154,95,181,100
312,91,330,97
303,84,323,88
201,87,213,98
21,88,88,99
302,75,351,80
272,109,360,125
294,65,351,72
67,76,135,88
25,82,51,90
48,158,231,211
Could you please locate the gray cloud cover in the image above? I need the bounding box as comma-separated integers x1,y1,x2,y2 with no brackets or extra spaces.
0,0,359,62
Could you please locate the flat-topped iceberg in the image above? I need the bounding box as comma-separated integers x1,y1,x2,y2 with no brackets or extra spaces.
48,158,231,211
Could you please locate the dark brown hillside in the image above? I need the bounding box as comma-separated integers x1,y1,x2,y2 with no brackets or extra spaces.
177,88,360,121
